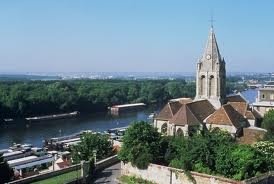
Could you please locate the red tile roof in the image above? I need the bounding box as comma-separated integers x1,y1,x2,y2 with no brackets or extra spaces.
169,104,200,126
228,102,247,116
206,104,247,129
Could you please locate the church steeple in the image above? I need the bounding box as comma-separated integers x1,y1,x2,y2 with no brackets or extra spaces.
201,27,222,65
195,27,226,109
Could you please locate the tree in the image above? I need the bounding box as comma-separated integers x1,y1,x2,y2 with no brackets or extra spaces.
168,131,235,174
261,109,274,140
0,153,14,184
118,121,162,169
216,145,269,180
71,132,113,164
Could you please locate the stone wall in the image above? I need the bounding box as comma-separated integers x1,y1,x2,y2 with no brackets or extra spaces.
121,162,274,184
95,155,119,171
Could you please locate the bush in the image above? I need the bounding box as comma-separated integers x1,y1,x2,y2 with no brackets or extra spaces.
118,121,161,169
71,132,113,163
262,109,274,140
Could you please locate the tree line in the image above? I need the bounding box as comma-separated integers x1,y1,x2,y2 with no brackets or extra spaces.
0,77,245,118
0,79,195,118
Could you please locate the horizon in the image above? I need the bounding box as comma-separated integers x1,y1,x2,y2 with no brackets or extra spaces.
0,1,273,73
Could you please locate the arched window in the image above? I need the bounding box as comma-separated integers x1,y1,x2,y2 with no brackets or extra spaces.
161,123,167,135
177,128,183,136
209,75,215,97
200,75,205,96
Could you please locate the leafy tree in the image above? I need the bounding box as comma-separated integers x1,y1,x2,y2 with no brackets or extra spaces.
0,153,14,183
118,121,161,169
71,132,113,164
261,109,274,140
216,145,269,180
168,131,235,174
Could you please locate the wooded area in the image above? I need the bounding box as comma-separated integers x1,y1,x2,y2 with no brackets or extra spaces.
0,77,244,118
0,79,194,118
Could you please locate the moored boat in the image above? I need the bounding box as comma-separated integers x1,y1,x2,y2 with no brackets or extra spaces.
25,111,80,122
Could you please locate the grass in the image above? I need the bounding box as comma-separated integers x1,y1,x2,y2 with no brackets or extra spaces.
31,170,81,184
118,175,156,184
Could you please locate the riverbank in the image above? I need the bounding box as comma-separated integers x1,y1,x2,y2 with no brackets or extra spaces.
0,89,258,149
0,107,157,149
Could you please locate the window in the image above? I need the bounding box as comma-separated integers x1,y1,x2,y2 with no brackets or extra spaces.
161,123,167,135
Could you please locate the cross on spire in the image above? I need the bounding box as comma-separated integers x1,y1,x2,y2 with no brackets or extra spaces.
209,15,215,29
209,11,215,29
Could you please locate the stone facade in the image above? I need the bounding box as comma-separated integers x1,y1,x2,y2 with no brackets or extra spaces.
195,27,226,109
121,162,274,184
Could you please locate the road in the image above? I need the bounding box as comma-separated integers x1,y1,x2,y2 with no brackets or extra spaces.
92,162,121,184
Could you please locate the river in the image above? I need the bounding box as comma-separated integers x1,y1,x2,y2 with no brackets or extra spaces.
0,89,258,149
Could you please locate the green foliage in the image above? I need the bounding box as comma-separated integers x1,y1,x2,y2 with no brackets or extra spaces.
31,169,81,184
118,175,156,184
168,131,235,173
252,141,274,169
262,109,274,140
165,130,273,180
71,132,113,164
0,79,195,118
216,145,269,180
0,153,14,183
118,121,161,169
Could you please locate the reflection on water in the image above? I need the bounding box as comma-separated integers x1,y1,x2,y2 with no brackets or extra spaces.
0,89,257,149
0,107,157,149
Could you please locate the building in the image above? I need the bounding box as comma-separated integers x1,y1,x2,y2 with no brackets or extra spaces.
253,81,274,116
195,26,226,109
154,26,260,137
154,98,215,136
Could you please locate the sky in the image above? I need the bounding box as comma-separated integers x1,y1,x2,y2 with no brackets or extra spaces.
0,0,273,73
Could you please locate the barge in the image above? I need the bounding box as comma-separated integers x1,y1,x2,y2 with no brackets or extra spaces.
109,103,146,114
25,111,80,122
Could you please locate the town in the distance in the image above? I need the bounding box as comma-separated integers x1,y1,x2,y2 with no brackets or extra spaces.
1,24,274,184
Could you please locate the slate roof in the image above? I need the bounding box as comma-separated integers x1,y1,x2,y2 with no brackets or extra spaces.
226,94,247,103
206,104,247,129
187,100,216,123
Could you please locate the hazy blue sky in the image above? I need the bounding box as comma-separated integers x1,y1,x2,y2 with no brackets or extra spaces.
0,0,273,73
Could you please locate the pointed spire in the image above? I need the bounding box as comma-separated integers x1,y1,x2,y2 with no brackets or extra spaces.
201,26,222,62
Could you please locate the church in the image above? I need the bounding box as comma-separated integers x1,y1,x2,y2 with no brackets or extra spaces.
154,26,262,138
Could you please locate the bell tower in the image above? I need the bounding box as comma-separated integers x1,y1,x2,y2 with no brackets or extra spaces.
195,26,226,109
